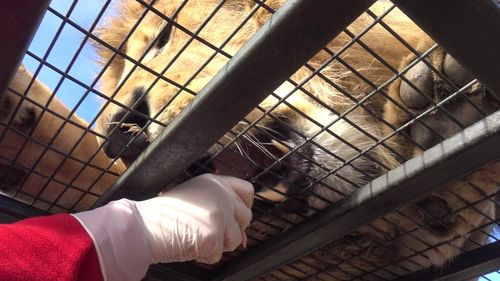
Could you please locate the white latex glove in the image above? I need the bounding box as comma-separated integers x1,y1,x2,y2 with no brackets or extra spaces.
73,174,254,281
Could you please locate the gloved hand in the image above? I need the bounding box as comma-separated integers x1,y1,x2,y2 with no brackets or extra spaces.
73,174,254,281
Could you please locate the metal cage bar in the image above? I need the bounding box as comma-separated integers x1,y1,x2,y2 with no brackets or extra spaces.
213,110,500,281
0,194,48,220
0,1,50,98
92,0,377,206
147,265,202,281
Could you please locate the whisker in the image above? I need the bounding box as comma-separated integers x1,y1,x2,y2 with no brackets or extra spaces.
233,141,245,158
236,140,260,167
242,134,268,157
245,131,277,160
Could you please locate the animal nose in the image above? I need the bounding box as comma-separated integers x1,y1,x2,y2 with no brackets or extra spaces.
102,87,151,166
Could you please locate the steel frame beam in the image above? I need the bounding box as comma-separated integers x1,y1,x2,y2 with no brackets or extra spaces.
0,1,50,98
147,264,202,281
0,194,48,219
0,2,51,216
213,110,500,281
93,0,377,206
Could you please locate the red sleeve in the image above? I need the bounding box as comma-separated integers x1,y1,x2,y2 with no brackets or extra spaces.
0,213,104,281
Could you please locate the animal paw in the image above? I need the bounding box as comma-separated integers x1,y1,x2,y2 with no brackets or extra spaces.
384,49,499,156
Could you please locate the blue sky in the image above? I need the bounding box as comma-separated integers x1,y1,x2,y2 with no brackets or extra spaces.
23,0,111,124
22,1,500,279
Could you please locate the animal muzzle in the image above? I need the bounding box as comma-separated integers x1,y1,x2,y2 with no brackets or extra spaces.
190,120,314,215
102,94,314,215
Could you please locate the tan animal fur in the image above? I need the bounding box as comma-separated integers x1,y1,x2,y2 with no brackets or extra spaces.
0,65,125,211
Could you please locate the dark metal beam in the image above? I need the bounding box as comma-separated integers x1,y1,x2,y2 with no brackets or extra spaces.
147,264,202,281
391,0,500,98
0,194,49,219
0,1,50,98
93,0,377,206
213,110,500,281
396,241,500,281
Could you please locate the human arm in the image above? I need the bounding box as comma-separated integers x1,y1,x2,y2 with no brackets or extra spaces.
0,174,254,281
74,173,254,281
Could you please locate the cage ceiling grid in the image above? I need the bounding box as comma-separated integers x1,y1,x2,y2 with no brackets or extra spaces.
0,0,499,281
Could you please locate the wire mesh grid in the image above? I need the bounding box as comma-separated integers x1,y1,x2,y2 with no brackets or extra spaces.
0,0,498,280
256,191,499,281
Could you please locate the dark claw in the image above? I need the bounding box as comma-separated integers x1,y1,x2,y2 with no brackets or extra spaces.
442,54,474,88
